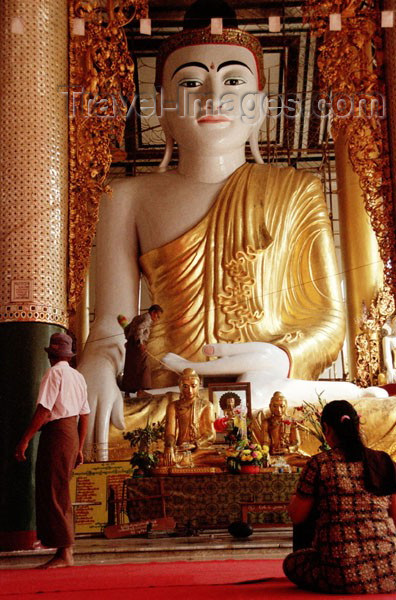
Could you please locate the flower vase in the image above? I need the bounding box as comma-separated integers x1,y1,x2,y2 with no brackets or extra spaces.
240,464,260,474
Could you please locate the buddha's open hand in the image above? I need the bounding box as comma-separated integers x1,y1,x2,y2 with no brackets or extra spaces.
78,353,125,462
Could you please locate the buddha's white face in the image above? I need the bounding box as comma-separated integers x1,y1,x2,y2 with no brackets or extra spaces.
159,44,265,155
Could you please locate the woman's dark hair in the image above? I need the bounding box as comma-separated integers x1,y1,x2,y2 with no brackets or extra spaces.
321,400,364,461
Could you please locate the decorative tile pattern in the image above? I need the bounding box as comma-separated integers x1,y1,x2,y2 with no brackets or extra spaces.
126,473,299,529
0,1,68,326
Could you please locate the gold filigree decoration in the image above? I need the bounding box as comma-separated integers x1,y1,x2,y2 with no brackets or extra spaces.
304,1,396,292
355,285,395,387
218,246,264,339
304,1,396,384
276,331,304,344
68,0,148,314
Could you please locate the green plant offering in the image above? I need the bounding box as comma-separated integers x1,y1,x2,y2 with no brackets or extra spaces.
130,450,161,474
123,421,165,452
124,421,165,474
293,392,330,451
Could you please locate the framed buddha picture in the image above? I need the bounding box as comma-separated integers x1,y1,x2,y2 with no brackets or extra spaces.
208,382,252,443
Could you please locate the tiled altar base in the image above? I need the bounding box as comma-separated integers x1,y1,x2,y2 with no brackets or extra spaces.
126,473,300,529
0,528,292,569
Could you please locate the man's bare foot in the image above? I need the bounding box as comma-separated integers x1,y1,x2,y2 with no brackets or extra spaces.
37,547,74,569
37,556,73,569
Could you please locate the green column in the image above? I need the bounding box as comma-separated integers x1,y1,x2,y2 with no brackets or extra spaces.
0,323,63,550
0,0,68,551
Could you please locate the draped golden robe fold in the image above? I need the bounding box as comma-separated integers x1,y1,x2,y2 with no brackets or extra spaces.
140,163,345,387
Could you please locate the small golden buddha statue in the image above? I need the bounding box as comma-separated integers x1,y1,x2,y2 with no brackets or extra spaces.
261,391,300,455
162,368,215,466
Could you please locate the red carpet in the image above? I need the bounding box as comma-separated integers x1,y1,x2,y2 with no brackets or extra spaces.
1,560,396,599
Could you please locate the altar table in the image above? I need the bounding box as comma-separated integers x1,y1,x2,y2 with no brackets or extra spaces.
126,472,300,530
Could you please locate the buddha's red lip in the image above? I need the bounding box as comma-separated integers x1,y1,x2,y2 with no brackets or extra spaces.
197,115,231,123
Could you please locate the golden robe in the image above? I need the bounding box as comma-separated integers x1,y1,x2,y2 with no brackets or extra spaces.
140,163,345,387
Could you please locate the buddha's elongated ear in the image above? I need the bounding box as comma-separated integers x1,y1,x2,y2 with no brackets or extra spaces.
249,128,264,165
157,132,174,172
156,92,174,172
248,93,267,165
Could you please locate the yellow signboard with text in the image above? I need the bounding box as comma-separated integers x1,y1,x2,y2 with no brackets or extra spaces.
70,461,132,534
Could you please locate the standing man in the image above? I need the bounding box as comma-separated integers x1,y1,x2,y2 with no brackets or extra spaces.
15,333,90,568
119,304,163,396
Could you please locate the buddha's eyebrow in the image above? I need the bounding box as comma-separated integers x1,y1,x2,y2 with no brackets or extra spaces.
172,62,209,78
217,60,253,74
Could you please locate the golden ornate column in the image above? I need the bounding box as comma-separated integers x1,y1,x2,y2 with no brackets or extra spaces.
304,1,396,384
0,0,68,550
67,0,147,362
334,133,383,377
68,0,147,315
383,0,396,224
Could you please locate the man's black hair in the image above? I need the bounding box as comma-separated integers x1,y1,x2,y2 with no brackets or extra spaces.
148,304,163,314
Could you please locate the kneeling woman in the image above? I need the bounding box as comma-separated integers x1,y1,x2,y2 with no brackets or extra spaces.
283,400,396,594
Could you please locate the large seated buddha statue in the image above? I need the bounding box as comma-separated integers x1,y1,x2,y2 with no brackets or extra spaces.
79,0,387,460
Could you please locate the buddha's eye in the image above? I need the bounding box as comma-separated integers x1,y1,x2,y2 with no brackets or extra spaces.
224,77,246,86
179,79,202,88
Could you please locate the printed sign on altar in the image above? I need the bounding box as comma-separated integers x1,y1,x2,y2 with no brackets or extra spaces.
70,461,132,534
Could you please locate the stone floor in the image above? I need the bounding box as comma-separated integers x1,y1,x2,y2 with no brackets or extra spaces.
0,528,292,569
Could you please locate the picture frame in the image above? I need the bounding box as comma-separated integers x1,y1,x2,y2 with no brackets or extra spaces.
208,381,252,421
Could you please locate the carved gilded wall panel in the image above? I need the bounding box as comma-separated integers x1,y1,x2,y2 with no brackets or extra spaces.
68,0,147,315
384,0,396,224
304,1,396,384
355,286,395,387
304,0,396,290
